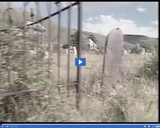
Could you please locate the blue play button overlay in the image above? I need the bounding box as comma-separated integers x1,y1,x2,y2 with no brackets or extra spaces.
75,58,86,66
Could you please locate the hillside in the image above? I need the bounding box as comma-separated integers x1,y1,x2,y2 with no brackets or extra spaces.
0,3,158,50
82,31,158,51
0,3,75,43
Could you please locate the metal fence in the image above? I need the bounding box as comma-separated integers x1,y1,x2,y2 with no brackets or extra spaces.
0,2,82,110
0,2,126,111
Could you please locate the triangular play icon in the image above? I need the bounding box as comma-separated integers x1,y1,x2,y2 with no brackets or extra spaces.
79,60,82,64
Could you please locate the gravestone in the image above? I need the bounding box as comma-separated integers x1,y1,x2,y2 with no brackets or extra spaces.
101,28,126,122
102,28,124,93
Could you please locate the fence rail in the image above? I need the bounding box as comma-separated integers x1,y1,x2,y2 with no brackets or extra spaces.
0,2,125,111
0,2,82,110
0,2,78,32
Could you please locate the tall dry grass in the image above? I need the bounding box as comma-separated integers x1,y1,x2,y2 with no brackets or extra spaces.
0,53,158,122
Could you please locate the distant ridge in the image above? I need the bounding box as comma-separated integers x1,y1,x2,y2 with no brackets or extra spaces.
0,3,158,51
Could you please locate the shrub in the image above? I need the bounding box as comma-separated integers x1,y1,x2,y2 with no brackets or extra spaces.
137,48,158,80
130,43,142,54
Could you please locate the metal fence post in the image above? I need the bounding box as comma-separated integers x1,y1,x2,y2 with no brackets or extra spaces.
76,2,82,110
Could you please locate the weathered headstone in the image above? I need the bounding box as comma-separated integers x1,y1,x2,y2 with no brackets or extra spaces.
101,28,126,122
101,28,124,94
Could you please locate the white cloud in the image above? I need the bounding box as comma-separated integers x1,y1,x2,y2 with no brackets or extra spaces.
87,17,93,21
83,15,158,38
136,6,146,12
151,20,158,26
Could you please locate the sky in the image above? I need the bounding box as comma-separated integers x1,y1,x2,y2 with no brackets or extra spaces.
0,2,159,38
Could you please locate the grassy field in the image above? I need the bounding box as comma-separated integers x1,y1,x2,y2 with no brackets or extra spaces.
0,52,158,122
0,2,158,122
50,53,158,122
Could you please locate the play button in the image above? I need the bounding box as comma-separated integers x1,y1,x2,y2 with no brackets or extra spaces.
75,58,86,66
79,60,82,64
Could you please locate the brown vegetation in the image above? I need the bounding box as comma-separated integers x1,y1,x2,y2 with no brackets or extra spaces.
0,52,158,122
